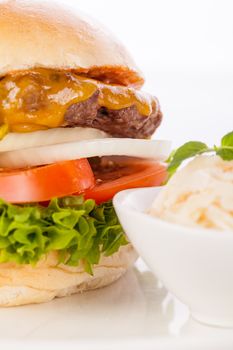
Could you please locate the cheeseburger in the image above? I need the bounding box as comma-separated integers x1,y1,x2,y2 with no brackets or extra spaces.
0,0,170,306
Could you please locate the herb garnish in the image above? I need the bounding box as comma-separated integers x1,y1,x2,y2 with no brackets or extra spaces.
167,131,233,177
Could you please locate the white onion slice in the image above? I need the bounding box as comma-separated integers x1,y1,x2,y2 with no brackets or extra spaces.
0,139,171,168
0,127,109,152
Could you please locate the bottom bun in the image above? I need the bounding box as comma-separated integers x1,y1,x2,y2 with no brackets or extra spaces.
0,245,137,307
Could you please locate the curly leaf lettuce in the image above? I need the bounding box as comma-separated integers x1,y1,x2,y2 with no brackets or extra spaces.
0,196,128,274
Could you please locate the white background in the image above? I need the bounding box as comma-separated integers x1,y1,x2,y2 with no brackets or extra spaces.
54,0,233,148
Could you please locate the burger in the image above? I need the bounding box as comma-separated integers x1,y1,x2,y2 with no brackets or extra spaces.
0,0,170,306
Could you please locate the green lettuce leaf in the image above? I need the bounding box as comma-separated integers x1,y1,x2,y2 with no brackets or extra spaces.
0,196,128,274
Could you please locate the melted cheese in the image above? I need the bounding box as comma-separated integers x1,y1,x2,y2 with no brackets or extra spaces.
0,69,154,133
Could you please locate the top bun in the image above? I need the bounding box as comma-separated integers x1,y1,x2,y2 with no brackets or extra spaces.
0,0,144,87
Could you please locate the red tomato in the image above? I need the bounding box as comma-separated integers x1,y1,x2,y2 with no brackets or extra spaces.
85,157,167,203
0,159,94,203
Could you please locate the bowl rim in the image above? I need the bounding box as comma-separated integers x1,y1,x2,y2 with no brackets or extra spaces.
113,187,233,239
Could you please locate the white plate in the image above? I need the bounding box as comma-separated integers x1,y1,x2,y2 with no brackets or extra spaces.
1,259,233,350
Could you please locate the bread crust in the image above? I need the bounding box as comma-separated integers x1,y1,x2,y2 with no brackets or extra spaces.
0,245,137,307
0,1,144,87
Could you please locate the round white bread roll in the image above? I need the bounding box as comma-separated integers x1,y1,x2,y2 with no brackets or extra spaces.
0,0,143,87
0,245,137,307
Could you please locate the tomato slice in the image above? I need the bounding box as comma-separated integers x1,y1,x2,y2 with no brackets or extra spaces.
85,157,167,204
0,159,94,203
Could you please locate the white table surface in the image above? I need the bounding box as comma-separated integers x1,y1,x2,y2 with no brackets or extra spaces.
1,259,233,350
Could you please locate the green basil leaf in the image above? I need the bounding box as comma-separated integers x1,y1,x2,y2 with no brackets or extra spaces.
217,131,233,160
221,131,233,147
167,141,208,175
216,148,233,160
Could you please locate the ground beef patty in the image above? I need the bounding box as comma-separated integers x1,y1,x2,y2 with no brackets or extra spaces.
64,91,162,138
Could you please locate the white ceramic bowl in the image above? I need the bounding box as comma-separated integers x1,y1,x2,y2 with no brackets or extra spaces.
113,187,233,327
